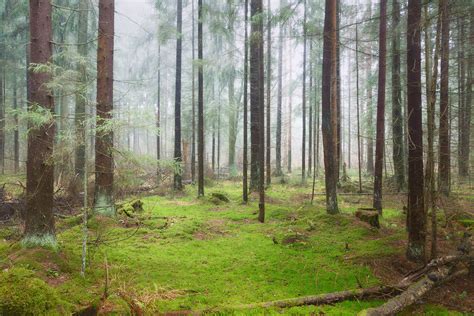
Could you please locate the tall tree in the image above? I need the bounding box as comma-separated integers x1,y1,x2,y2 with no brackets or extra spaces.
438,0,450,196
301,0,307,184
75,0,89,187
356,24,362,193
406,0,426,263
373,0,387,213
275,0,284,177
24,0,56,244
321,0,339,214
243,0,249,202
174,0,183,190
0,4,4,175
250,0,265,222
95,0,115,216
265,0,271,186
191,0,196,183
391,0,405,191
157,40,161,180
227,0,238,174
197,0,204,197
424,0,441,260
458,10,472,180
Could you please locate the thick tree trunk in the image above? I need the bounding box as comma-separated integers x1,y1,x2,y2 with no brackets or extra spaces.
75,0,89,187
250,0,265,221
174,0,183,190
321,0,339,214
198,0,204,197
391,0,405,192
243,0,249,202
373,0,387,214
406,0,426,263
0,7,4,175
95,0,115,216
25,0,56,243
438,0,450,196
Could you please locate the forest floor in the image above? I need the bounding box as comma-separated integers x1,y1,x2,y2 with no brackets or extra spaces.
0,174,473,315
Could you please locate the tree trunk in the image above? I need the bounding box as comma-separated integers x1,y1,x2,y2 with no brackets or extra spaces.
75,0,89,187
95,0,115,216
25,0,56,243
438,0,450,196
250,0,265,222
301,0,307,184
13,71,19,173
391,0,405,192
458,10,471,180
0,7,4,175
228,0,238,174
373,0,387,214
265,0,271,186
243,0,249,202
156,41,161,180
308,40,313,178
197,0,204,197
174,0,183,190
321,0,339,214
275,0,284,177
366,57,374,176
191,0,196,184
406,0,426,263
336,0,341,179
356,25,362,193
424,1,441,260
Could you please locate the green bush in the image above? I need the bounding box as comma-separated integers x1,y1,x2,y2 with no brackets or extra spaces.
0,267,68,315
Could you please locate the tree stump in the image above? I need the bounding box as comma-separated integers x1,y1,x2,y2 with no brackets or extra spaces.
356,208,380,228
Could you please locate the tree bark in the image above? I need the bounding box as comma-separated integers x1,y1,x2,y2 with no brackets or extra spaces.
243,0,249,202
438,0,450,196
265,0,271,186
356,25,362,193
95,0,115,216
391,0,405,192
275,0,284,177
373,0,387,214
174,0,183,190
406,0,426,263
25,0,56,242
197,0,204,197
191,0,196,184
301,0,307,184
321,0,339,214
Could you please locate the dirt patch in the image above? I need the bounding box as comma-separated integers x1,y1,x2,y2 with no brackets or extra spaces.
193,219,229,240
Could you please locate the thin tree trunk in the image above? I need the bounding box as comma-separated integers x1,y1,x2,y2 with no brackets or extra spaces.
265,0,271,186
75,0,89,187
13,71,19,173
356,24,362,193
275,0,284,177
156,41,161,180
424,1,441,260
95,0,115,216
174,0,183,190
25,0,56,242
287,37,292,174
438,0,450,196
392,0,405,192
308,40,313,178
336,0,341,179
373,0,387,214
243,0,249,202
321,0,339,214
301,0,307,184
191,0,196,183
198,0,204,197
406,0,426,263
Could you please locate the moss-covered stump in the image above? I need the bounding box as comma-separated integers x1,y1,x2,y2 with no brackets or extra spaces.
208,192,230,205
0,267,69,315
355,208,380,228
116,199,144,218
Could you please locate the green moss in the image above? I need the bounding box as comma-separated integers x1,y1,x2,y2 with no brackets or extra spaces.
21,234,58,250
0,267,69,315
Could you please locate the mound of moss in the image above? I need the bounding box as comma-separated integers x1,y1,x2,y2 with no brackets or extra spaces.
0,267,68,315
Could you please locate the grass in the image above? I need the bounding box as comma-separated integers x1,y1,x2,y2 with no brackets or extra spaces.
0,177,468,315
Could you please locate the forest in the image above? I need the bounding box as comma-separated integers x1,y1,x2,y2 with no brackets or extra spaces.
0,0,473,314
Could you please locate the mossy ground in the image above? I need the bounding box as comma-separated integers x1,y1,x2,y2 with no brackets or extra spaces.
0,174,471,315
